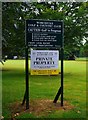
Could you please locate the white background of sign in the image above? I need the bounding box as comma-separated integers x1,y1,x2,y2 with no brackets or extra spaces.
31,50,59,70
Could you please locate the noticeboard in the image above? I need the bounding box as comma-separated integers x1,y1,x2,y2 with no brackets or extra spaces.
26,19,63,48
24,19,64,109
31,50,59,75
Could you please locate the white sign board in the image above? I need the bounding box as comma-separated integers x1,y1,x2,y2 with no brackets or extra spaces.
31,50,59,75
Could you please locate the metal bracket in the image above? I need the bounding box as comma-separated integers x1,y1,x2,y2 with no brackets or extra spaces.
53,87,61,103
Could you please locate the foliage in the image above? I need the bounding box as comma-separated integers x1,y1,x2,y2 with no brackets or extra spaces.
2,2,88,57
84,41,88,57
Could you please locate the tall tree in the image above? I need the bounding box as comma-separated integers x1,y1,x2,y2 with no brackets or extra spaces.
2,2,88,57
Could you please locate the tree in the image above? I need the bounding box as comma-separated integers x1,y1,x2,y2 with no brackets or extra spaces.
2,2,25,58
84,41,88,57
2,2,88,58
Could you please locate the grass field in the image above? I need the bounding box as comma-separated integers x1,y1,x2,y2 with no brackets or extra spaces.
0,59,87,119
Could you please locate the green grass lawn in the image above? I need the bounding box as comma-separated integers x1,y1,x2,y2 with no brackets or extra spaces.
0,60,87,119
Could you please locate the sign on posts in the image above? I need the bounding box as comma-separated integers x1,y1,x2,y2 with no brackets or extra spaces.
26,19,63,48
31,50,59,75
24,19,64,109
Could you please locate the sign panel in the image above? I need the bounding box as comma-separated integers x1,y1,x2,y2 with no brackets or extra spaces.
26,19,63,48
31,50,59,75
